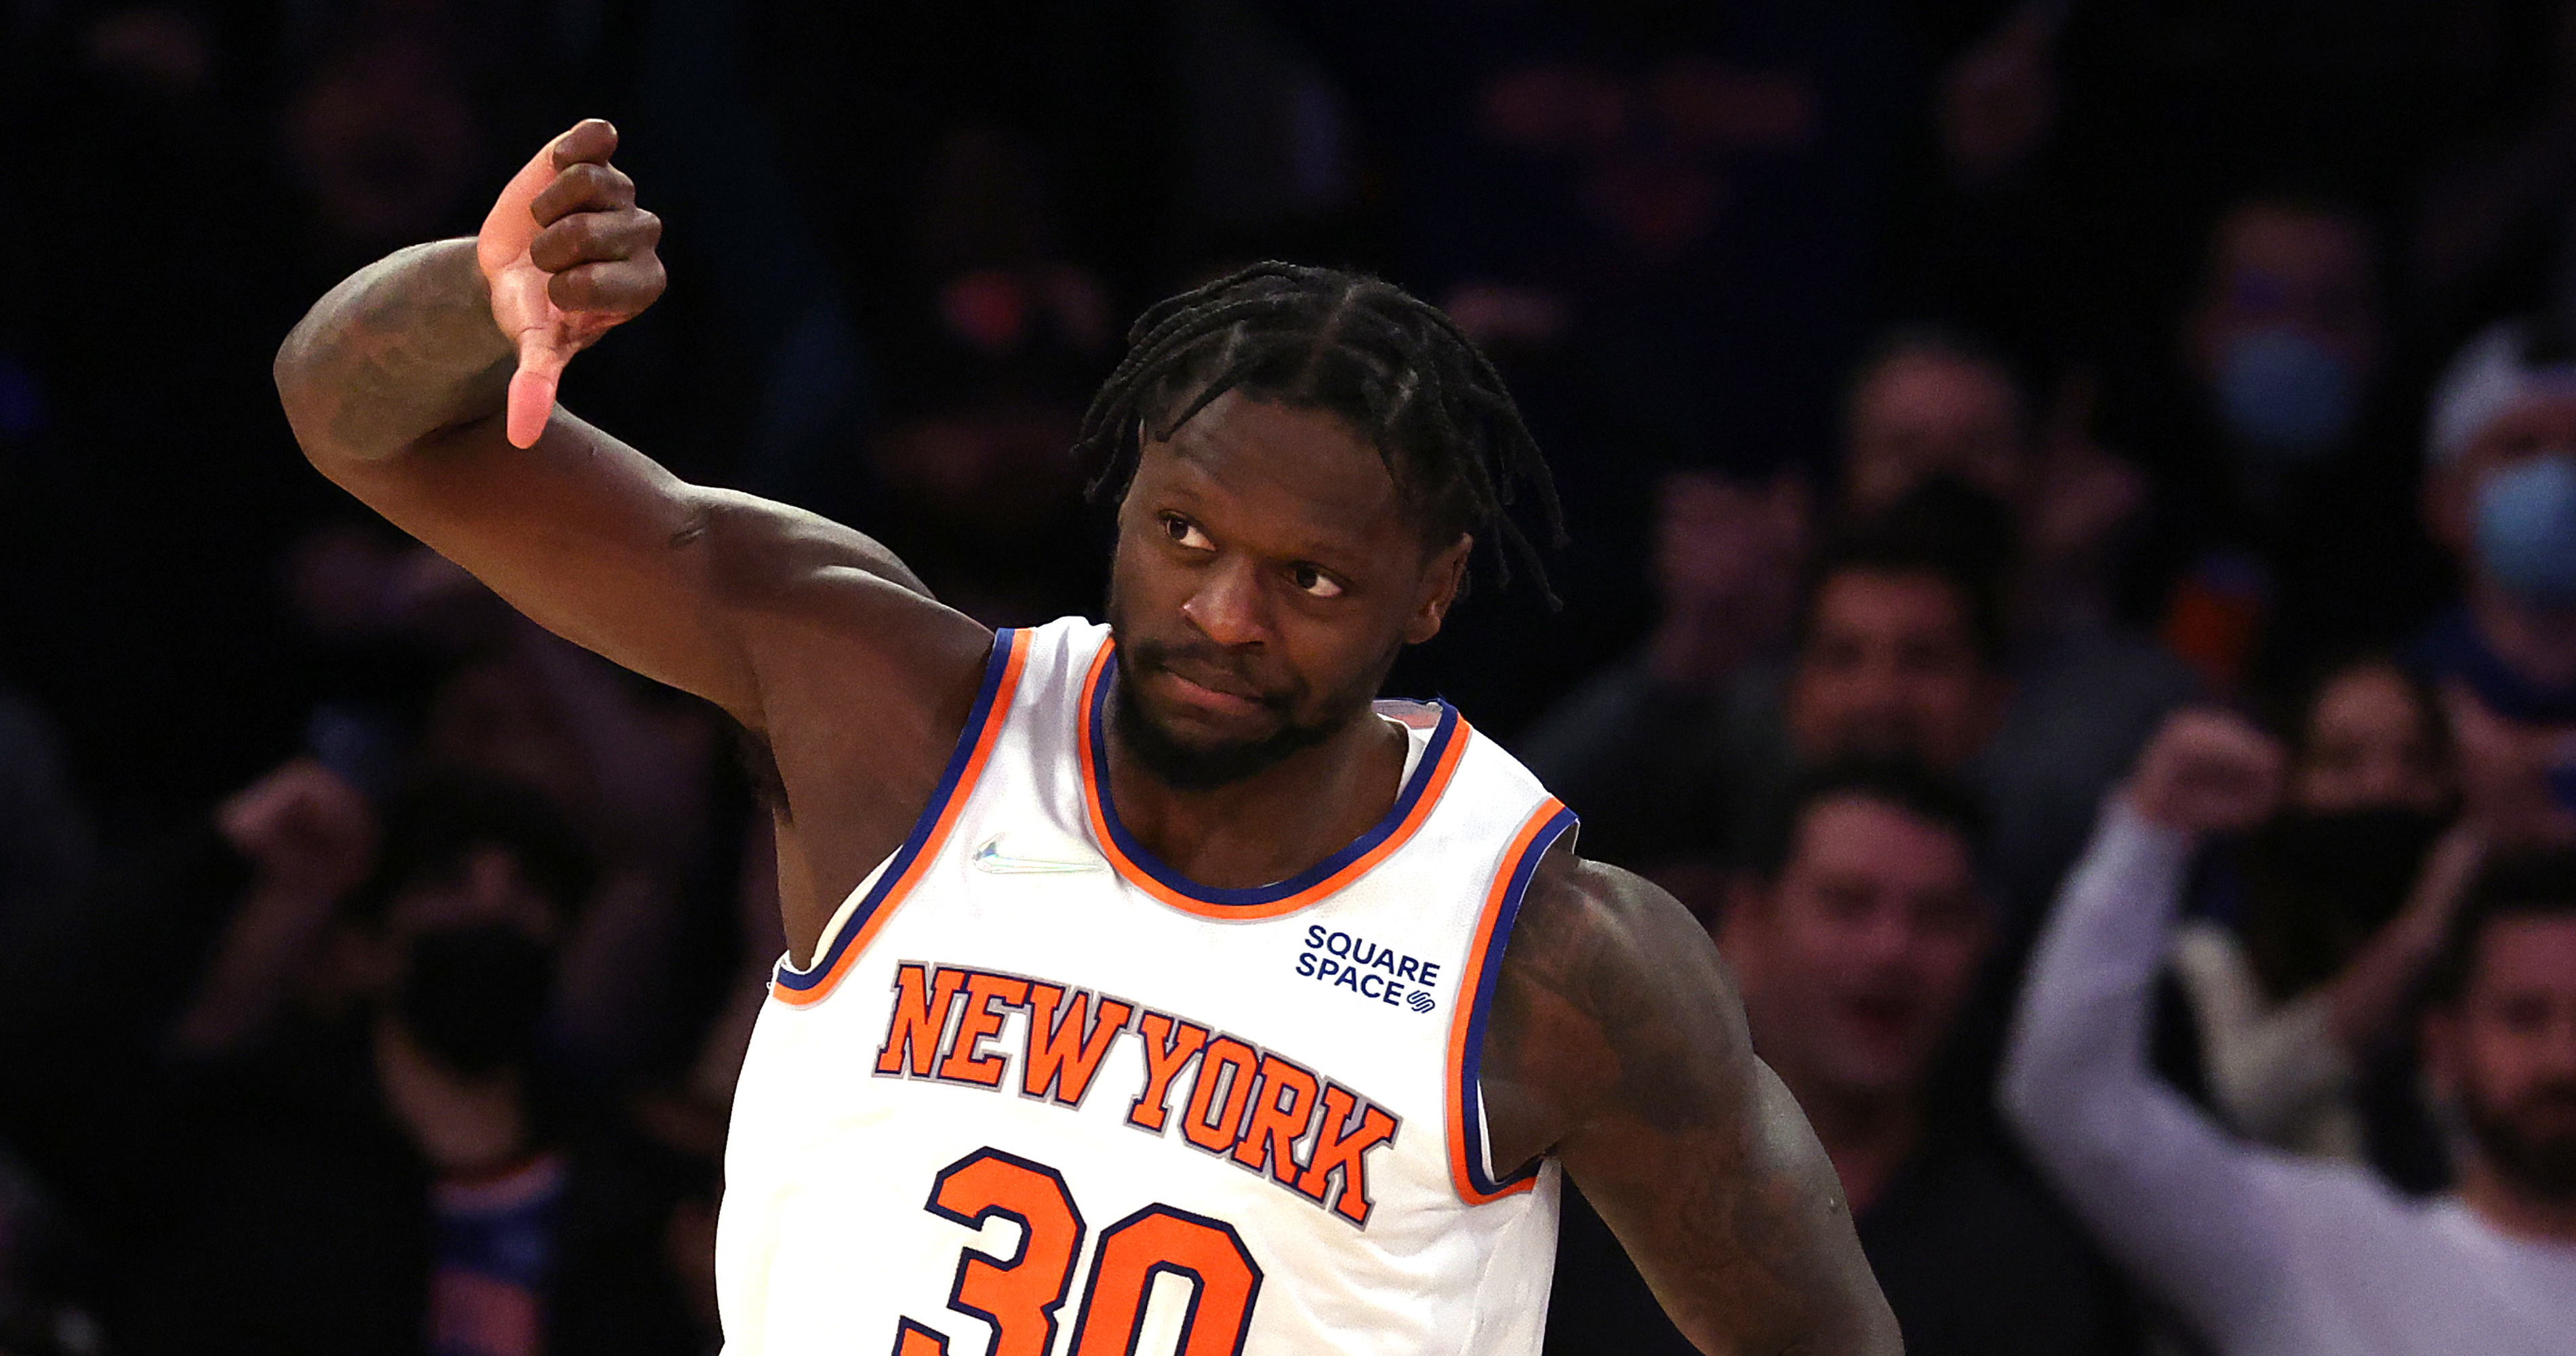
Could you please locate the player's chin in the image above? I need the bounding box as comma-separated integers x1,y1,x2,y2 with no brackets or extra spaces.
1139,666,1283,735
1138,687,1286,752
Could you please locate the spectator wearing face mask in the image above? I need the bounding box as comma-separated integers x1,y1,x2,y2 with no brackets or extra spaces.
1549,761,2140,1356
2145,193,2436,696
122,774,699,1356
2416,317,2576,848
2166,655,2474,1169
2003,709,2576,1355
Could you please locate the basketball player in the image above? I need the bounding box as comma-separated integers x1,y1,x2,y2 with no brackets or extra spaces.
276,121,1897,1355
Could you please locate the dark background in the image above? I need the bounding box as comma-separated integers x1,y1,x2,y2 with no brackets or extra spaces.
4,1,2572,1353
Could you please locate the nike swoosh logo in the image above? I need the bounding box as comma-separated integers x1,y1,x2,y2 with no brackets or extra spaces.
971,838,1104,875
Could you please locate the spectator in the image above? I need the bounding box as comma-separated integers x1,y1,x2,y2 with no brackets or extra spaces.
1838,326,2147,633
1546,323,2156,719
2146,193,2432,695
2417,317,2576,848
2169,655,2474,1165
1549,759,2139,1356
1521,485,2002,892
123,774,698,1356
2003,709,2576,1355
1525,471,2186,920
2188,198,2386,476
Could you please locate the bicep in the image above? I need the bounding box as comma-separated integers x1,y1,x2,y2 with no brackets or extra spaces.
1563,1054,1889,1356
317,407,968,725
1484,857,1897,1355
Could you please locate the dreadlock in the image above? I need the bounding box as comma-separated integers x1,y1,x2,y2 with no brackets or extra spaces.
1073,261,1566,605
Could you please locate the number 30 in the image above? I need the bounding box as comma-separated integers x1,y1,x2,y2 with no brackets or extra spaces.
893,1147,1264,1356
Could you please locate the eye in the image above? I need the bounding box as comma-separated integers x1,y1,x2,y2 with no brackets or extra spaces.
1289,563,1347,599
1162,514,1213,551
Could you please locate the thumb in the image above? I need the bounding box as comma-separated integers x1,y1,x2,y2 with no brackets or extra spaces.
479,140,559,278
506,334,566,449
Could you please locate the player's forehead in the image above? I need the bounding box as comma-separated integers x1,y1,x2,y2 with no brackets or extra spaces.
1137,391,1415,549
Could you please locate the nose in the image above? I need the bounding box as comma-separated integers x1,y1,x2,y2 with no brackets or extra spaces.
1181,555,1272,648
1851,909,1921,968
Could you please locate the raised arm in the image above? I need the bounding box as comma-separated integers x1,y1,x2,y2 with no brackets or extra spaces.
1998,711,2308,1349
273,120,987,731
1481,850,1899,1355
277,121,994,955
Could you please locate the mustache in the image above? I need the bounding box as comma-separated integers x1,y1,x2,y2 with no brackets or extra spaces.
1125,637,1293,711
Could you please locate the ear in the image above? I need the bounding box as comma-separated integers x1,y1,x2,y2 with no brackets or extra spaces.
1405,533,1474,645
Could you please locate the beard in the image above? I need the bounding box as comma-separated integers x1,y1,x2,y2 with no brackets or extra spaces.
2461,1079,2576,1203
1102,554,1405,791
1109,658,1343,791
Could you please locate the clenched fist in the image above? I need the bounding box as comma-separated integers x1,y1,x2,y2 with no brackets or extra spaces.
2124,709,2285,835
477,119,665,448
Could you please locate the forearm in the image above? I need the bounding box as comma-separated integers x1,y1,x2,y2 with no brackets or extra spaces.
2323,888,2454,1054
167,875,340,1058
274,239,514,465
2000,800,2285,1338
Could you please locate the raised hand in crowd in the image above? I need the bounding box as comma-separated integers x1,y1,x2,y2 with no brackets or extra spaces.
172,759,380,1056
2322,820,2487,1056
216,757,378,899
2122,709,2285,837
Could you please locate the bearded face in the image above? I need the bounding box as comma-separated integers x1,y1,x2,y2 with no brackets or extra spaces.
2427,915,2576,1203
2461,1077,2576,1201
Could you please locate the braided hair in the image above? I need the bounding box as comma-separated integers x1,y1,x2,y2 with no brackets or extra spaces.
1073,262,1565,604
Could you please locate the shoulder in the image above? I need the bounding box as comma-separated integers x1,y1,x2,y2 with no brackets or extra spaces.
1508,848,1725,1005
1479,846,1751,1161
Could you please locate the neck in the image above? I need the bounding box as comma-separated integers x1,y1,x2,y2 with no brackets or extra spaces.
1774,1065,1922,1214
2458,1153,2576,1245
2470,580,2576,692
1106,681,1409,891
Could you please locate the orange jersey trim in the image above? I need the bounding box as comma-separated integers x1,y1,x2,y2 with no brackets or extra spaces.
1446,797,1577,1204
1074,640,1470,921
771,627,1033,1006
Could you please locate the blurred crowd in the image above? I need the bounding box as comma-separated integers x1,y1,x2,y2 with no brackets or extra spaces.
4,0,2576,1353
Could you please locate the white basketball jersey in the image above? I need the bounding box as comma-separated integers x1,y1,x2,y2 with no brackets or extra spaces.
718,618,1577,1356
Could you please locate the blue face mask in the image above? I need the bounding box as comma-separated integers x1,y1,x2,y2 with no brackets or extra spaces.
2474,451,2576,607
2214,326,2358,460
